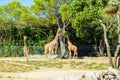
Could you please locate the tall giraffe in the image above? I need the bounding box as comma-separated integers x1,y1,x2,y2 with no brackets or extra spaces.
44,28,61,57
66,35,78,59
23,36,29,61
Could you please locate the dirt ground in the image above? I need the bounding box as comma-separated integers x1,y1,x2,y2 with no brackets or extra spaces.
0,69,90,80
0,57,108,80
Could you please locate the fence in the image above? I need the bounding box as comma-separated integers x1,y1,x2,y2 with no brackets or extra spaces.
0,45,117,57
0,46,44,57
78,45,116,57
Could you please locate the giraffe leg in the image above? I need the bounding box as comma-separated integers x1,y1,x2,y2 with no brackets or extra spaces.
51,48,54,55
75,52,78,59
54,50,56,55
76,52,78,59
44,45,49,58
48,48,52,58
26,53,29,61
73,52,75,59
24,52,26,57
54,46,57,55
24,53,25,57
69,51,72,59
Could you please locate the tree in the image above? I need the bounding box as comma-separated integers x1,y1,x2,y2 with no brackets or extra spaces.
67,0,109,56
31,0,71,57
0,0,51,56
99,0,120,68
99,19,114,67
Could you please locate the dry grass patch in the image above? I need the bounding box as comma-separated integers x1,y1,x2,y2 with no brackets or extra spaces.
0,57,109,72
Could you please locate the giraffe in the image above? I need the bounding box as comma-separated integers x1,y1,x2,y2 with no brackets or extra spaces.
23,36,29,61
66,35,78,59
44,42,58,55
44,28,61,57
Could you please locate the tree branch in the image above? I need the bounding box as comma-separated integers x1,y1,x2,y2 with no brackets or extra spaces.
108,22,113,30
99,20,106,29
99,19,113,31
62,20,70,30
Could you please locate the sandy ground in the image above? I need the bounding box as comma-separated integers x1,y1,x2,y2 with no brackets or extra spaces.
0,57,108,80
0,69,90,80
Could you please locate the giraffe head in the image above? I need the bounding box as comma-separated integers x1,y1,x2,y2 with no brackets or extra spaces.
56,27,62,36
23,36,27,40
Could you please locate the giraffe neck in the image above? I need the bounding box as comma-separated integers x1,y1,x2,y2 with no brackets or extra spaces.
54,34,58,41
67,36,72,45
24,39,27,46
67,35,70,41
68,40,72,45
54,29,59,41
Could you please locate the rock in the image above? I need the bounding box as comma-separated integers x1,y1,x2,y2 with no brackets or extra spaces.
58,67,120,80
84,71,96,80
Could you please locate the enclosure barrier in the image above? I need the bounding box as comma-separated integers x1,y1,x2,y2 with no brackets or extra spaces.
0,45,116,57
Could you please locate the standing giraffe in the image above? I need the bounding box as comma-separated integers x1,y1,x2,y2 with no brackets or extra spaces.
66,35,78,59
23,36,29,61
44,28,61,57
44,42,58,55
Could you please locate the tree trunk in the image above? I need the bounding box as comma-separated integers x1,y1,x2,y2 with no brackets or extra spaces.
60,23,66,58
99,39,104,56
59,36,66,58
104,28,113,67
114,45,120,68
114,13,120,68
55,15,66,58
99,20,113,67
93,36,98,55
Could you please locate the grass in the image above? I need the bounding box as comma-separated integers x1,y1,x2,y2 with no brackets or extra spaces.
0,57,109,72
0,74,3,78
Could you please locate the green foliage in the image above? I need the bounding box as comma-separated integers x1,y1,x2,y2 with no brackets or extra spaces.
66,0,116,45
60,4,69,21
34,40,46,46
108,0,120,6
61,30,67,36
0,0,119,56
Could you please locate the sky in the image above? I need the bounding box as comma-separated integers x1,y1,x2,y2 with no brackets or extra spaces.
0,0,33,6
